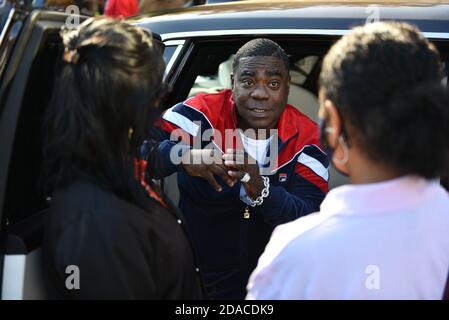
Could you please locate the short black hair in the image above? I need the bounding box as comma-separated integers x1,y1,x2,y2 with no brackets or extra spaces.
233,38,290,73
320,22,449,179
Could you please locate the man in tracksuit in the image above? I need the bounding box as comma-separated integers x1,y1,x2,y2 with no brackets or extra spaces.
143,39,329,299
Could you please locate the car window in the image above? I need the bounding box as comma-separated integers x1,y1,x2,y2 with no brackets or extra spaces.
187,55,320,95
185,42,323,123
163,39,350,195
162,41,185,80
188,54,234,97
188,54,322,126
163,45,177,65
158,38,449,194
2,34,61,226
0,2,13,42
290,56,319,86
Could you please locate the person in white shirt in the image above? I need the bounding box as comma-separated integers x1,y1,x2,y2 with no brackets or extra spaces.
246,22,449,300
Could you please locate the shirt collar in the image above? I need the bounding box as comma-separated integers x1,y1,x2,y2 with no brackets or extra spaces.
320,175,441,216
227,91,298,144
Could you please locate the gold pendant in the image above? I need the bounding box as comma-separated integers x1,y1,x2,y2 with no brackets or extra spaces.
244,206,250,219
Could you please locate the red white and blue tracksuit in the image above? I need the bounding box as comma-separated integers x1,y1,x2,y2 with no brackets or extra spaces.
143,89,329,299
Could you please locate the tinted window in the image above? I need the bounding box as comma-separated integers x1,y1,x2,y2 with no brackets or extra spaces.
163,45,177,65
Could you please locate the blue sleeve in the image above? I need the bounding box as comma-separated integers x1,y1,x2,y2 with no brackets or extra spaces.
142,101,214,179
140,127,190,179
248,174,326,227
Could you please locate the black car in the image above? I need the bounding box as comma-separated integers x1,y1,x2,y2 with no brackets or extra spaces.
0,0,448,299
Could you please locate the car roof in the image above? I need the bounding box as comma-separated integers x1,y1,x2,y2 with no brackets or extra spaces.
129,0,449,40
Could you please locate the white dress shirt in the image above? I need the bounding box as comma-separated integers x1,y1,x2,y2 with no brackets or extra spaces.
246,176,449,299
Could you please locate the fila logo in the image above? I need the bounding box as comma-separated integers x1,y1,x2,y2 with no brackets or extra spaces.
279,173,287,182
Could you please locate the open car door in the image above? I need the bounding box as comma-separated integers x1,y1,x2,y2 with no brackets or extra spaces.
0,5,86,299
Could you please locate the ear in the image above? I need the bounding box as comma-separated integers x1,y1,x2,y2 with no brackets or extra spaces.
323,99,342,145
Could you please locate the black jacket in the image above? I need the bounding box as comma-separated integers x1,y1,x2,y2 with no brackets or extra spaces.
43,180,206,299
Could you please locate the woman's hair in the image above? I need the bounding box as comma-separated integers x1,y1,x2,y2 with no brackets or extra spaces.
320,22,449,179
43,17,166,203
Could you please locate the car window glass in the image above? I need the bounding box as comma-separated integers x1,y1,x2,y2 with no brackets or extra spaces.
3,35,61,226
290,56,319,86
188,54,234,97
163,45,177,65
0,2,13,37
168,40,448,191
168,40,341,192
188,54,320,96
187,50,321,124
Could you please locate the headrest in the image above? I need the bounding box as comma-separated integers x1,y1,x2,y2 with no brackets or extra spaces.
218,54,235,88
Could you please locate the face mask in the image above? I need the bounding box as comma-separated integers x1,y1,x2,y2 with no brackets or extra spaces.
318,117,335,159
318,117,349,176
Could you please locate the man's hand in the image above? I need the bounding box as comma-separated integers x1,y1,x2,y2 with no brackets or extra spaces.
182,149,237,192
222,149,264,199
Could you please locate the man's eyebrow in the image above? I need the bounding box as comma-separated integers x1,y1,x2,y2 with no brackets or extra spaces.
239,70,255,77
265,70,284,77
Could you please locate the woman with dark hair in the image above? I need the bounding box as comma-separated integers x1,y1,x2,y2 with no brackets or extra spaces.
42,17,205,299
247,22,449,299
